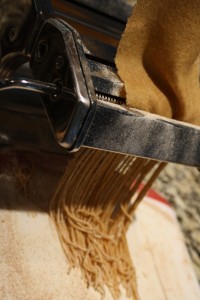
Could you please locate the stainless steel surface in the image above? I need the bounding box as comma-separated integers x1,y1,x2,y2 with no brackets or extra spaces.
0,78,75,98
83,100,200,167
88,60,124,98
2,74,200,166
0,78,57,95
29,18,95,150
1,0,200,168
53,0,125,40
71,0,132,22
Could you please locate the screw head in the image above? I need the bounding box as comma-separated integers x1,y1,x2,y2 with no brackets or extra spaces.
56,55,64,70
7,27,17,42
35,40,49,63
51,78,63,101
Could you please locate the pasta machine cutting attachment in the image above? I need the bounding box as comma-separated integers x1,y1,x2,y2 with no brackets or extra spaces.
0,0,200,167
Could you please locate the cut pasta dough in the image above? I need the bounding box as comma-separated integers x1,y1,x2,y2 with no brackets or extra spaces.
116,0,200,125
50,148,166,299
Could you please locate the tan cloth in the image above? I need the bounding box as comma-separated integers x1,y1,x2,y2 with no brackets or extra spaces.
116,0,200,125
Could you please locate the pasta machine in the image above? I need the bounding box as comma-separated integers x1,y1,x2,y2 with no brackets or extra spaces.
1,0,200,167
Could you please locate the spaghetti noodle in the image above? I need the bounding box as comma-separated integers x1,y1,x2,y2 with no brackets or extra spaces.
50,148,166,299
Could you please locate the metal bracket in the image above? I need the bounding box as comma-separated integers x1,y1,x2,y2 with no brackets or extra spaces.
29,18,96,151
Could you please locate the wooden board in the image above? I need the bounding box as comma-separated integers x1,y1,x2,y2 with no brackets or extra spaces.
0,181,199,299
129,196,200,300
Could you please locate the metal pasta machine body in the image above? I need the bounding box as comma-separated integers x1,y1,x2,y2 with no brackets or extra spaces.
0,0,200,167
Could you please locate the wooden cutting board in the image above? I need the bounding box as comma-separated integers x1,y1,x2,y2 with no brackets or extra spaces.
0,179,199,299
128,195,200,300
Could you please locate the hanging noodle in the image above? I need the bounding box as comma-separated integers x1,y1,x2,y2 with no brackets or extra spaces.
50,147,166,299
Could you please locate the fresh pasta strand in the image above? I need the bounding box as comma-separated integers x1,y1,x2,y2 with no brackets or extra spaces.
50,147,165,299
